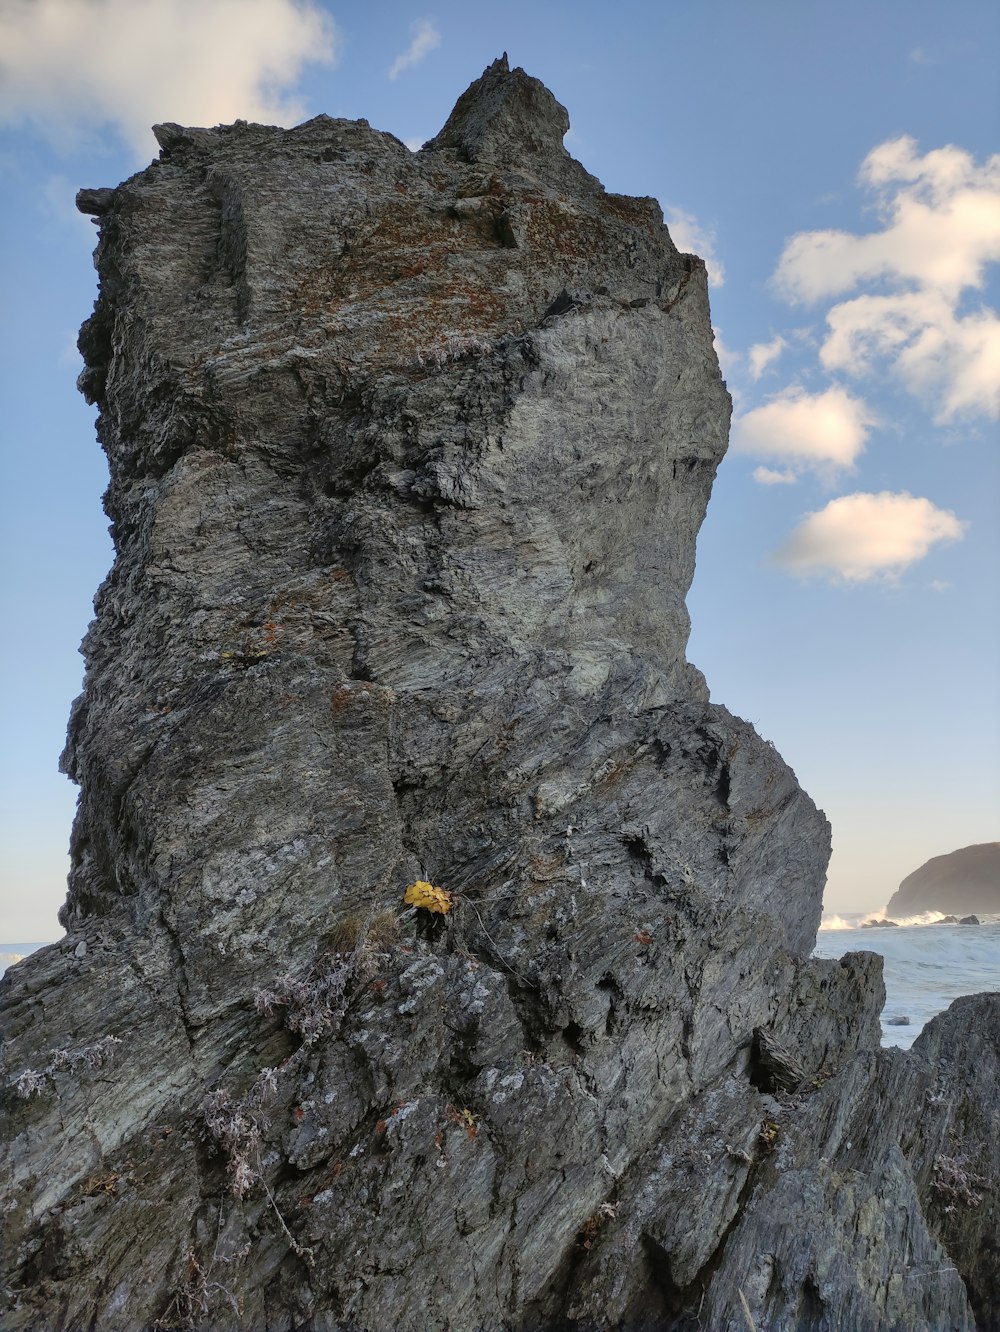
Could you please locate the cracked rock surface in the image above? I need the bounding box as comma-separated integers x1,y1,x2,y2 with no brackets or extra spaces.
2,58,997,1331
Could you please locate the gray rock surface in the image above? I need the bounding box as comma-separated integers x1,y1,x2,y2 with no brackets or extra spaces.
1,58,996,1331
886,843,1000,918
906,994,1000,1327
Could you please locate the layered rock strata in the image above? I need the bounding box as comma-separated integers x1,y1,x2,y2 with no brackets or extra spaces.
2,60,997,1331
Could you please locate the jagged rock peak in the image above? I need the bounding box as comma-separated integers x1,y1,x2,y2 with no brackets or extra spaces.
425,54,572,165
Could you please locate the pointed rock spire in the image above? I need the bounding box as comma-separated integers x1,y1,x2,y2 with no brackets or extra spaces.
425,55,571,166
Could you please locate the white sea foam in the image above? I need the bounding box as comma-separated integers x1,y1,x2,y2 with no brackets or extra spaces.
814,916,1000,1049
819,906,948,930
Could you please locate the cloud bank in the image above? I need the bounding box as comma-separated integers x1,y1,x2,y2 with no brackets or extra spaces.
0,0,338,156
773,491,967,582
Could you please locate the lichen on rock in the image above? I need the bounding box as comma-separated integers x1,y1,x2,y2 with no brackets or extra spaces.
1,58,996,1332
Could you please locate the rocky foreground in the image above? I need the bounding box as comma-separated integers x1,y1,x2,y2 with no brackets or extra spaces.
2,59,997,1331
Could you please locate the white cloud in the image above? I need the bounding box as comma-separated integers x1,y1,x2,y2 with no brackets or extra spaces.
388,19,441,81
770,136,1000,425
773,491,966,582
663,205,725,287
748,335,787,380
774,138,1000,304
0,0,338,156
753,466,797,485
821,289,1000,421
732,385,875,480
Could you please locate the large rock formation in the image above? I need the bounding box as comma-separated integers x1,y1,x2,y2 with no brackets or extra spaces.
887,843,1000,918
2,59,997,1331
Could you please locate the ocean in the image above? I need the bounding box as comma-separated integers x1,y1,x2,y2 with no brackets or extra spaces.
5,921,999,1052
814,911,1000,1049
1,944,52,976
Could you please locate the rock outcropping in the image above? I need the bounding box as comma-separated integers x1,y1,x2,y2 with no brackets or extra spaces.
2,60,997,1331
887,843,1000,918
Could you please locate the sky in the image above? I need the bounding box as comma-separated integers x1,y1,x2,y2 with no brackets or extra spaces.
0,0,997,938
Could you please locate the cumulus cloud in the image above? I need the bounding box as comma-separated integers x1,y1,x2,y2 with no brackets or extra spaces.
774,138,1000,304
732,385,875,481
663,205,725,287
388,19,441,81
773,491,967,582
748,335,787,380
768,136,1000,424
821,288,1000,421
0,0,338,156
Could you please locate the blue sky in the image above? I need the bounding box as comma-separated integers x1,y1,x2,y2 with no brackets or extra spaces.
1,0,997,937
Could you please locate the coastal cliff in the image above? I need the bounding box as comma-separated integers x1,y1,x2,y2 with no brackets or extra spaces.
1,60,997,1331
887,843,1000,919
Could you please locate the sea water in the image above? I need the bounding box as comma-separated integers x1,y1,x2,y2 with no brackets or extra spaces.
814,912,1000,1049
5,923,1000,1052
1,944,51,976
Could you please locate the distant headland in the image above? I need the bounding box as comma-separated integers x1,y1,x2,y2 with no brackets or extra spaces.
886,842,1000,918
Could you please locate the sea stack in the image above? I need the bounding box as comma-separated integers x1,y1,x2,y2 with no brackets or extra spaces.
2,60,997,1331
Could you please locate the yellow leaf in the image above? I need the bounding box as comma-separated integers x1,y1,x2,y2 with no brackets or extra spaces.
403,880,453,915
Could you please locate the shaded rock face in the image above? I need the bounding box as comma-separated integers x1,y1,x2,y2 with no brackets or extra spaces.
1,59,996,1331
886,843,1000,918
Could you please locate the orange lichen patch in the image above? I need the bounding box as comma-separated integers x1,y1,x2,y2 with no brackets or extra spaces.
330,681,382,713
591,757,632,789
281,168,689,385
599,192,663,230
577,1202,619,1250
403,880,453,914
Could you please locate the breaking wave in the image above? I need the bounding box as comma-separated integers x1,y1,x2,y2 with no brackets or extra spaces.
819,907,948,931
814,914,1000,1048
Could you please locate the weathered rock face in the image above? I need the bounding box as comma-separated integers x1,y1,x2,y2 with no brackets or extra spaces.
886,843,1000,918
1,59,997,1331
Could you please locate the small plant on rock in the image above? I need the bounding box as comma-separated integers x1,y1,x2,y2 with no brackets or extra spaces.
13,1034,123,1099
253,958,353,1045
404,880,453,914
253,909,400,1045
932,1153,987,1214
